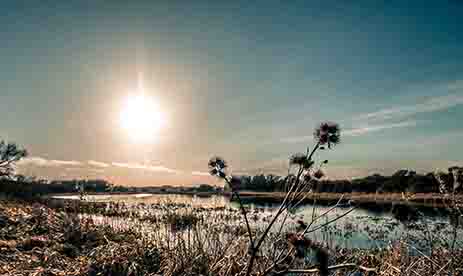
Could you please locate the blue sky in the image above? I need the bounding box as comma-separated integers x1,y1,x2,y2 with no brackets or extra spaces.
1,1,462,185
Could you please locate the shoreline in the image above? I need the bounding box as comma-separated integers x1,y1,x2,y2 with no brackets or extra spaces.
48,191,461,209
234,191,460,206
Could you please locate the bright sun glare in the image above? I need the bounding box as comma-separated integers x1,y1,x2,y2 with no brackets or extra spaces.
120,94,164,142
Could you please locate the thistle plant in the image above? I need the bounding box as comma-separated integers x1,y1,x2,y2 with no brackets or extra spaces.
434,167,463,274
208,157,254,249
208,122,362,275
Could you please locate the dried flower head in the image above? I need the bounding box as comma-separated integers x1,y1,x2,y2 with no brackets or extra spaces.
313,169,325,179
314,122,341,148
286,233,312,258
290,153,314,169
208,156,228,179
289,153,307,166
286,233,329,276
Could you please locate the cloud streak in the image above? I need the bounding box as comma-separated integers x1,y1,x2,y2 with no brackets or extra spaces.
18,157,52,167
342,120,417,136
191,171,210,176
87,160,110,168
18,157,82,167
50,160,82,166
112,162,181,174
280,87,463,144
356,93,463,122
281,120,416,143
18,157,184,175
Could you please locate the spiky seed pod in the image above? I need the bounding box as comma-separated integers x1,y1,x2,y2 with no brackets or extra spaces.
320,123,329,133
328,134,340,148
286,233,329,276
289,153,307,166
313,169,325,179
314,122,341,148
208,157,228,179
208,157,227,171
319,133,329,144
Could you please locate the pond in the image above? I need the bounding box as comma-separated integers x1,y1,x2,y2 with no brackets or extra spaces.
52,193,462,251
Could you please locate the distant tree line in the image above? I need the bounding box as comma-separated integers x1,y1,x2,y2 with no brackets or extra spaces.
0,178,113,198
110,183,221,194
1,139,461,197
2,169,460,199
0,177,222,198
235,167,463,194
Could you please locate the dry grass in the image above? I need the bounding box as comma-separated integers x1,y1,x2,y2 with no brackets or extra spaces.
0,199,462,276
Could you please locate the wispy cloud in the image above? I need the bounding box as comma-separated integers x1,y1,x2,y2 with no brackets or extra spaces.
87,160,110,168
112,162,181,174
50,159,82,166
18,156,186,175
282,83,463,144
281,120,416,143
356,93,463,122
18,157,82,167
191,171,210,176
343,120,417,136
18,157,52,167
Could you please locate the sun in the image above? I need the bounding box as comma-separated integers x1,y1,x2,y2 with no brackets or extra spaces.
120,94,165,142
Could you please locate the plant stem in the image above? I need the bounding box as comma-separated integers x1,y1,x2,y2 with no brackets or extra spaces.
246,142,323,276
233,191,254,248
304,206,356,234
245,169,306,276
308,141,320,161
302,195,344,235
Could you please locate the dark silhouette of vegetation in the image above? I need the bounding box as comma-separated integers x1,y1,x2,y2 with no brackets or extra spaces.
0,141,27,179
233,168,463,194
0,178,113,199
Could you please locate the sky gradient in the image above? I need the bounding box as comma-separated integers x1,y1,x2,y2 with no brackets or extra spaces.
1,1,463,186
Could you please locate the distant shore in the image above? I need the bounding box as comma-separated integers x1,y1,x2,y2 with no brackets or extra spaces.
233,191,463,209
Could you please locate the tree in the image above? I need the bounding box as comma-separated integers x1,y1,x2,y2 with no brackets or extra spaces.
0,140,28,179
